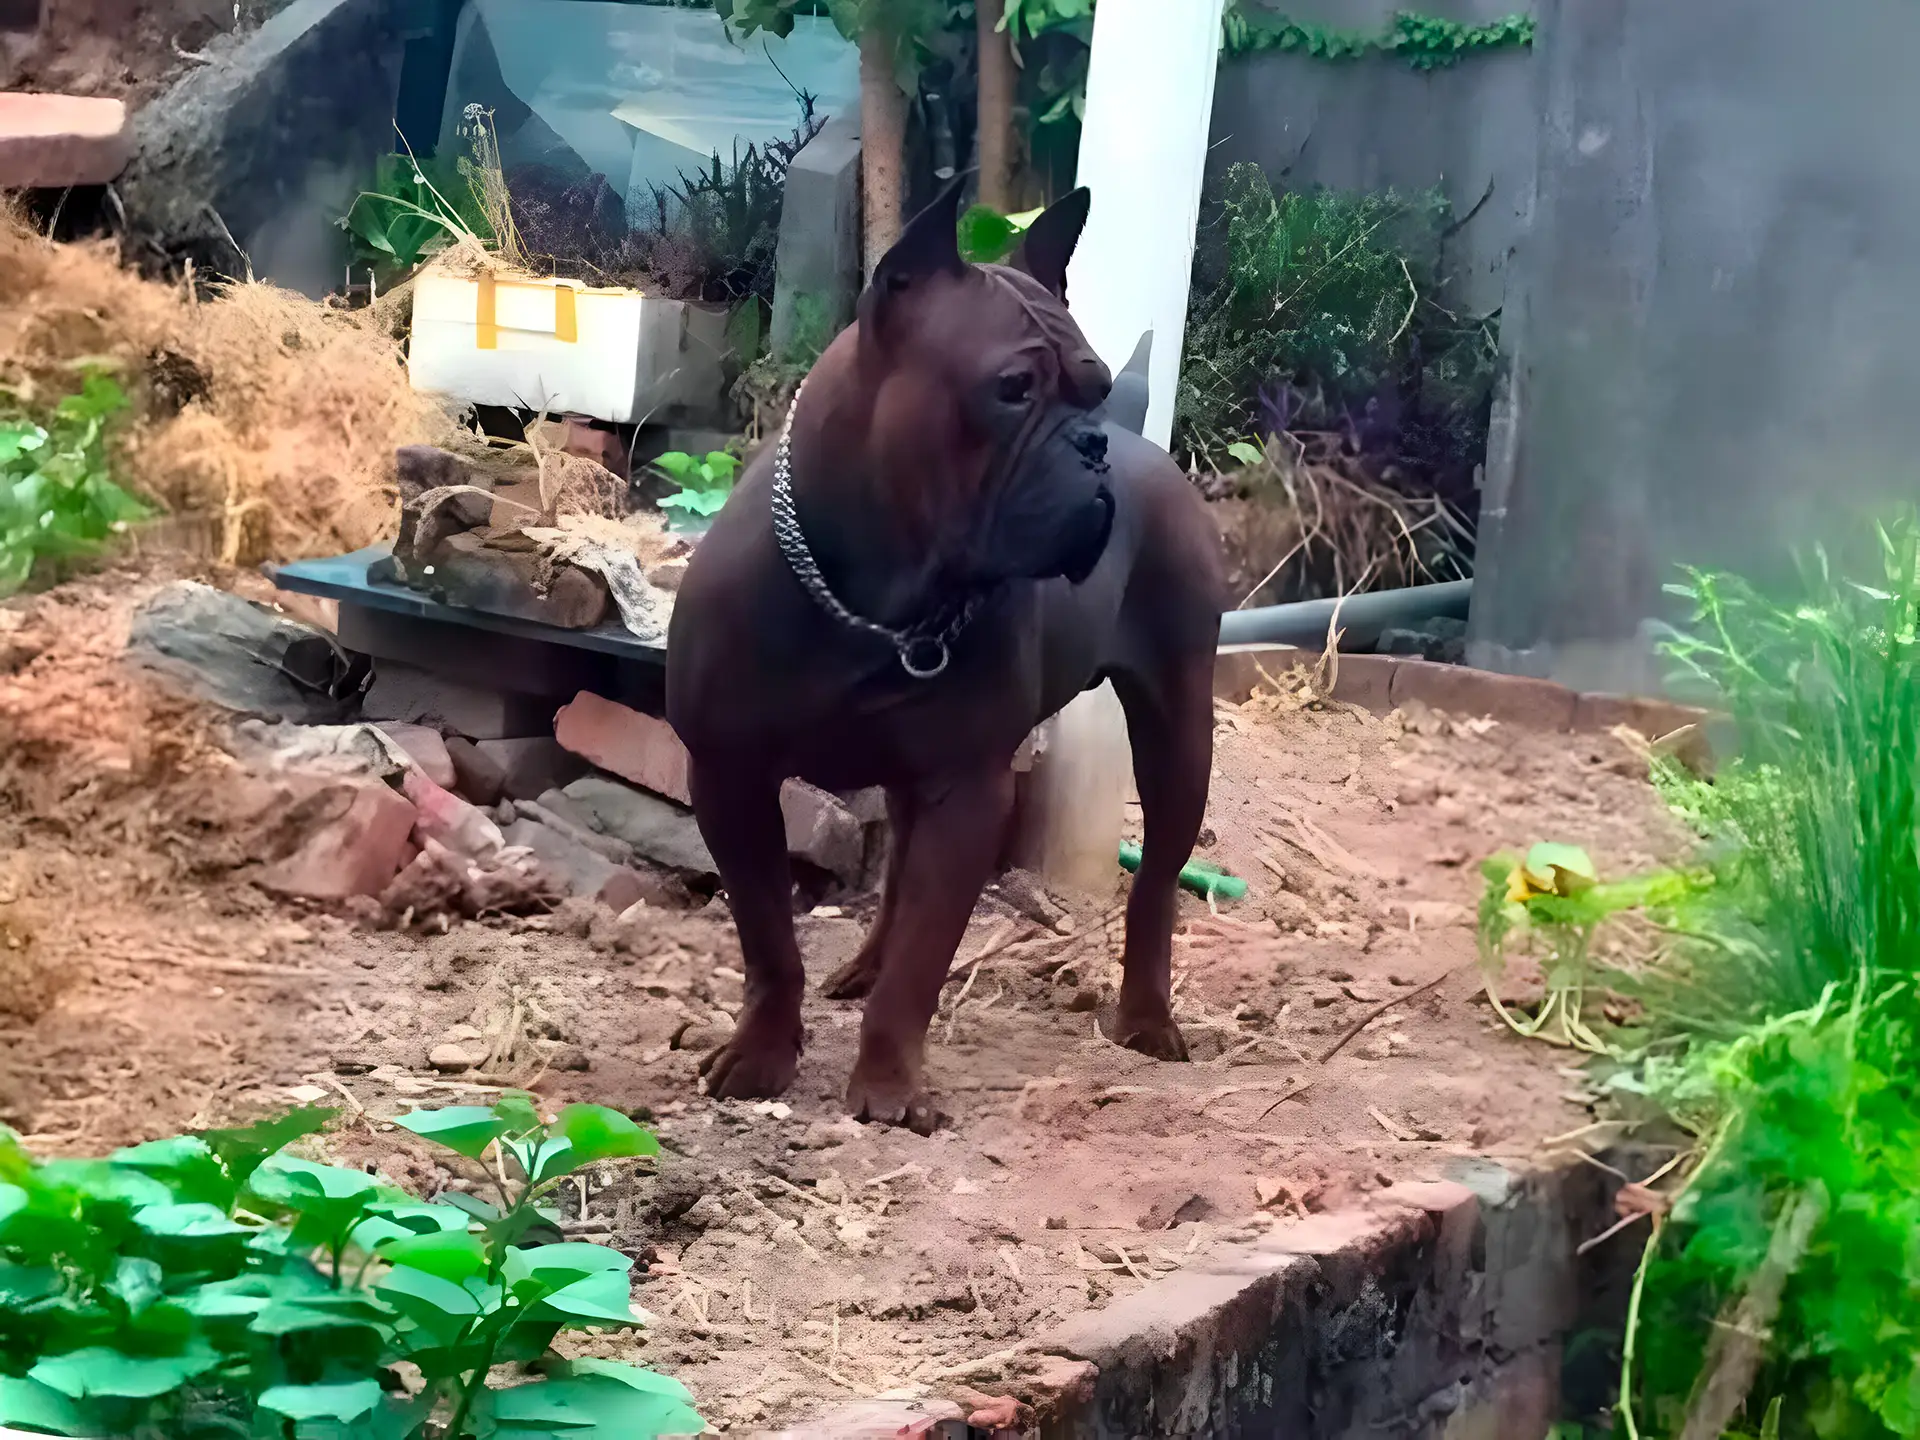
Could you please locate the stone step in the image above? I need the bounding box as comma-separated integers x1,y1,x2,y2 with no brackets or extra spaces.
0,92,131,189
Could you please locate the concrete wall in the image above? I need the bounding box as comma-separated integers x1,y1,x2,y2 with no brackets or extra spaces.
1469,0,1920,694
1207,0,1538,318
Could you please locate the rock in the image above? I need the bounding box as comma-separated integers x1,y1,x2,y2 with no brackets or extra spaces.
553,692,690,803
561,776,715,876
473,737,589,801
770,115,862,365
373,722,457,789
227,720,406,783
362,661,561,740
407,532,613,632
255,780,417,899
552,1045,592,1072
444,736,505,806
402,769,503,860
513,796,633,863
129,581,363,724
501,816,648,911
780,780,865,886
680,1195,731,1231
116,0,408,294
429,1042,481,1072
0,93,132,188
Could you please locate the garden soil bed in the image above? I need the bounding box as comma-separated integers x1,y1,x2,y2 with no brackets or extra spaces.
0,566,1682,1435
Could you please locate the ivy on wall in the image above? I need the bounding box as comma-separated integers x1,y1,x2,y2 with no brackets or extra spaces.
1220,7,1535,70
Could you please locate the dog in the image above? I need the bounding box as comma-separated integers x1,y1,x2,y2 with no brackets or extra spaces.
665,179,1227,1132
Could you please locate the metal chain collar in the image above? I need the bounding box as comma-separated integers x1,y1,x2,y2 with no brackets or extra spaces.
769,380,978,680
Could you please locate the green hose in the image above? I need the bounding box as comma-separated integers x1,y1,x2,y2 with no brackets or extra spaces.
1117,840,1249,901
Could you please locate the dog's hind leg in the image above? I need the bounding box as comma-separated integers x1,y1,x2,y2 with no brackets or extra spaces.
689,758,806,1099
820,787,915,1000
845,768,1014,1134
1110,654,1216,1061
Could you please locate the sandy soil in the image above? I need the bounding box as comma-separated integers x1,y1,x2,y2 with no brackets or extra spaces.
0,569,1681,1434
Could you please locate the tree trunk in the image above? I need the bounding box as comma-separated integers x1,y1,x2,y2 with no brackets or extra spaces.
974,0,1016,212
860,25,908,278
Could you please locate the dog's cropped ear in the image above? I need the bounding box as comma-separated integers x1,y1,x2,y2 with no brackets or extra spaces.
1009,187,1091,300
868,174,969,304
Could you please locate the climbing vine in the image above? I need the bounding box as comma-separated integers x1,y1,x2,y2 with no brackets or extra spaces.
1221,7,1535,70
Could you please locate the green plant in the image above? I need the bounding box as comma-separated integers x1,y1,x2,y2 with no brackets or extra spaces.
0,1097,699,1438
653,451,741,523
0,371,147,597
1220,8,1534,69
1176,163,1497,487
1475,515,1920,1438
956,203,1042,264
344,153,493,281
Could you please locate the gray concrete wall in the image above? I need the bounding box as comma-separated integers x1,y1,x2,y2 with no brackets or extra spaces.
1207,0,1538,318
1469,0,1920,694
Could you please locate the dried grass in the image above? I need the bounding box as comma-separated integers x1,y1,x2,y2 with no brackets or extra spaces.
0,213,456,568
1212,431,1472,608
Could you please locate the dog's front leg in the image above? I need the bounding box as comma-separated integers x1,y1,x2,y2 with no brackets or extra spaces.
845,768,1013,1134
689,757,805,1099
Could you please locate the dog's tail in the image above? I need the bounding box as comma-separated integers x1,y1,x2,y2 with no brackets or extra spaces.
1097,330,1152,438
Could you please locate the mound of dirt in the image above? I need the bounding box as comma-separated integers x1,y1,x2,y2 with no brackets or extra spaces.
1,216,456,567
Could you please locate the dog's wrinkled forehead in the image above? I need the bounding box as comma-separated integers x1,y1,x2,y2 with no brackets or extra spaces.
977,264,1096,364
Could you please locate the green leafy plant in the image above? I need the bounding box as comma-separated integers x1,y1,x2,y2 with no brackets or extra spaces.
343,152,494,281
653,451,741,524
0,1097,699,1438
956,203,1042,264
1177,162,1497,496
0,371,147,597
1475,514,1920,1438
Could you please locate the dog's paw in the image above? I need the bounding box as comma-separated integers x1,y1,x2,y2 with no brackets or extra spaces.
699,1016,802,1100
1113,1005,1190,1062
819,949,881,1001
845,1059,941,1136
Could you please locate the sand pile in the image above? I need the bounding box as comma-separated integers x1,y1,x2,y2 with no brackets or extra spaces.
0,214,457,568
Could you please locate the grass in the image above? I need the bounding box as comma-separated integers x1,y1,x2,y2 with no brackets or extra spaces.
1477,514,1920,1437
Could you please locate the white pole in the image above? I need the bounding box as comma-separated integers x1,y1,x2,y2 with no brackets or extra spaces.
1016,0,1225,898
1067,0,1228,451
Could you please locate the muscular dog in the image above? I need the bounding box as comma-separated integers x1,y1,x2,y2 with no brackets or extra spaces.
665,180,1227,1131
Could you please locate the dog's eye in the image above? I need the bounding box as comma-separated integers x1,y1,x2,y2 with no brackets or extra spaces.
997,372,1035,406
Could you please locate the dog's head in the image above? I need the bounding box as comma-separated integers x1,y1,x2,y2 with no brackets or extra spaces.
849,180,1115,588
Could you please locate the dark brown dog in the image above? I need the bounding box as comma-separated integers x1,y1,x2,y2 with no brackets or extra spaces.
665,180,1226,1131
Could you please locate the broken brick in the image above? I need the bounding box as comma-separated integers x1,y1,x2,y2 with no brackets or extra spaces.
474,736,590,801
374,722,457,790
780,780,865,886
444,736,505,807
256,782,417,900
0,93,131,189
402,769,504,860
553,692,690,803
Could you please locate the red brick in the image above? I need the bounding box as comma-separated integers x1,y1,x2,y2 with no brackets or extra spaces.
1571,691,1708,740
553,692,690,803
256,781,417,899
372,722,457,790
0,94,131,189
401,769,503,860
1389,660,1578,731
1328,653,1398,712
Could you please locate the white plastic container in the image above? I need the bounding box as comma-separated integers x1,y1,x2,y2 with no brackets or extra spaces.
407,266,729,424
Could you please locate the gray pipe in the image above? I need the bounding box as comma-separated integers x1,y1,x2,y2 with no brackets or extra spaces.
1217,579,1472,650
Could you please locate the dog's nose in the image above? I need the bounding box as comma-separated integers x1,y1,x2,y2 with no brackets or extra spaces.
1067,352,1113,410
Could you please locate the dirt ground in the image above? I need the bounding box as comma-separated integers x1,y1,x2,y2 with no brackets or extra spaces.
0,567,1681,1434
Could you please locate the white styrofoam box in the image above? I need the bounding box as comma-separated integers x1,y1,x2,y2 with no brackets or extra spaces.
408,267,729,425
